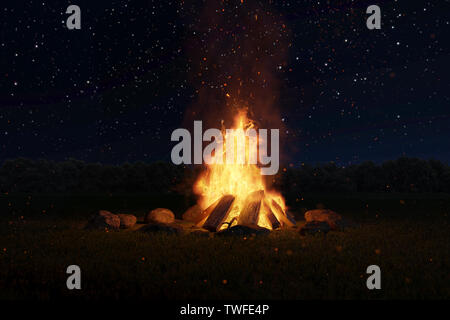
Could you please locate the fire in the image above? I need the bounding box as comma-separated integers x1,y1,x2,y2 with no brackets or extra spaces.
194,110,288,230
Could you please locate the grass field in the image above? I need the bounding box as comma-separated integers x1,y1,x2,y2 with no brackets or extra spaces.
0,193,449,300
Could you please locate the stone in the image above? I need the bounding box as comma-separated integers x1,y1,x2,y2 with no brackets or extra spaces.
182,205,206,224
140,223,182,234
117,214,137,229
216,225,270,237
86,210,120,230
145,208,175,224
304,209,342,229
299,221,331,235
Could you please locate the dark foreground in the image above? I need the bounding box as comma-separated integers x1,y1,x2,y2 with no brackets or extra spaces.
0,193,449,300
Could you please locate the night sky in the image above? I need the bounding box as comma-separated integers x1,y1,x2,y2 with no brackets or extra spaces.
1,0,449,166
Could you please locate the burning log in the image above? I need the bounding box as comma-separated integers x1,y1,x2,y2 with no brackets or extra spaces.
237,190,264,227
271,199,296,227
285,211,297,225
202,195,235,232
199,190,289,232
263,199,281,230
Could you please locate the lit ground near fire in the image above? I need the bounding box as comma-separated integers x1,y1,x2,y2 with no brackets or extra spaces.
0,194,449,299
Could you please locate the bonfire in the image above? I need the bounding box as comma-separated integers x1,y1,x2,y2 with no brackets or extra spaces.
193,110,295,232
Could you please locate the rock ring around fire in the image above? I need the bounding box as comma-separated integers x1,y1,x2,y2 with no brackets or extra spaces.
86,210,137,230
299,209,358,235
145,208,175,224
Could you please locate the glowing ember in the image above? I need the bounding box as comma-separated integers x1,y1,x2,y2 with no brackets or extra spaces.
194,110,292,231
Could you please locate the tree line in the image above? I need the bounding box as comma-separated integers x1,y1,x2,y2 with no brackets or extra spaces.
0,157,449,194
272,158,450,194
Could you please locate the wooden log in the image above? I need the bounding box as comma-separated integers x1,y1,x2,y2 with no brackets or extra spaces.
271,199,296,227
237,190,264,227
263,199,281,229
285,211,296,225
195,199,219,227
202,195,235,232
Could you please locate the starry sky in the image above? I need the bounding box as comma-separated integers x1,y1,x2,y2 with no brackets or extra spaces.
0,0,449,166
